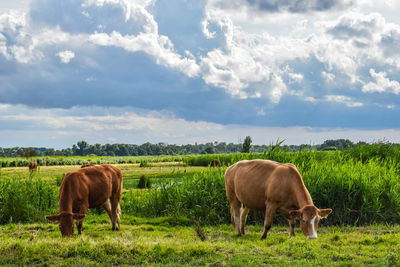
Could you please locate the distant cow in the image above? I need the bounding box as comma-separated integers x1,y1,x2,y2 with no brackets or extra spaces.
81,163,95,168
46,164,123,237
210,159,221,167
28,161,38,171
225,160,332,239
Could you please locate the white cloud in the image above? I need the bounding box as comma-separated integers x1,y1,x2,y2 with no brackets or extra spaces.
304,96,318,103
85,0,200,77
89,31,200,77
305,94,363,107
197,6,400,103
322,71,335,82
0,10,40,63
0,104,11,110
0,11,85,64
57,50,75,63
269,74,287,103
287,72,304,84
325,95,363,107
386,104,396,109
362,68,400,94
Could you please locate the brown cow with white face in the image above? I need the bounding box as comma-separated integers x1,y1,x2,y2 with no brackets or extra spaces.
225,159,332,239
46,164,122,237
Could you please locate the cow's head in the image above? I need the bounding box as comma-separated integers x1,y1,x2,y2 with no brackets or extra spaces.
289,205,332,239
46,212,85,237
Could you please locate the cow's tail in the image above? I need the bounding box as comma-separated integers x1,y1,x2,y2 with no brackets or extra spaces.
117,203,121,216
117,203,121,229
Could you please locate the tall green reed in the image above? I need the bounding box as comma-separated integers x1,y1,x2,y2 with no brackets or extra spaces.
123,155,400,226
121,168,230,225
0,177,58,224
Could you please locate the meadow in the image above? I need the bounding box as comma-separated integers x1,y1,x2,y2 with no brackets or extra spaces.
0,143,400,265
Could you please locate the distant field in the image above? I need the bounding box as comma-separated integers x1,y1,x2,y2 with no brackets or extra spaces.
0,163,207,187
0,155,186,168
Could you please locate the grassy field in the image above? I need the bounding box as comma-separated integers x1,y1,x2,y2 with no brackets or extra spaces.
0,214,399,266
1,146,400,265
0,155,185,168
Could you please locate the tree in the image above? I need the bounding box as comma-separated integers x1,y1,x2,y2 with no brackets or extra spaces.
242,136,252,153
204,146,215,154
319,139,354,151
76,141,88,156
44,148,55,156
21,148,37,158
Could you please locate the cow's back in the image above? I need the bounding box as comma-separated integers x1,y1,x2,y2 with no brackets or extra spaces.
100,164,122,196
225,160,298,211
60,164,122,209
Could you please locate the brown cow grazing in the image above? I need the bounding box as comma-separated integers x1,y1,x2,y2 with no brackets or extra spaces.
210,159,221,167
81,163,95,168
46,164,122,237
28,161,38,171
225,159,332,240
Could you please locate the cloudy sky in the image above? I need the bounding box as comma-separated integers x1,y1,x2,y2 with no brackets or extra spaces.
1,0,400,148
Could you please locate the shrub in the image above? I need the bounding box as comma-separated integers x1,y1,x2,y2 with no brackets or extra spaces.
139,160,149,168
137,175,151,189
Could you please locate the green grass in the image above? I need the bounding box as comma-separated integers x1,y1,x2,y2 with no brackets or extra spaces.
1,147,400,265
0,215,399,266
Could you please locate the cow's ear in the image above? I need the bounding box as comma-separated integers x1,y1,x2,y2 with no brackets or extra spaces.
318,209,332,218
289,210,302,220
73,213,86,220
46,215,60,222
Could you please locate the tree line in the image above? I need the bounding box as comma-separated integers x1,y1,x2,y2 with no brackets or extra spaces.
0,139,381,158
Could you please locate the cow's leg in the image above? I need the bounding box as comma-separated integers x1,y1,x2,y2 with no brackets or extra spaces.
261,202,277,240
228,197,241,236
240,205,250,235
288,218,296,237
232,201,241,236
76,206,88,235
226,188,241,236
102,201,113,221
110,195,121,231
